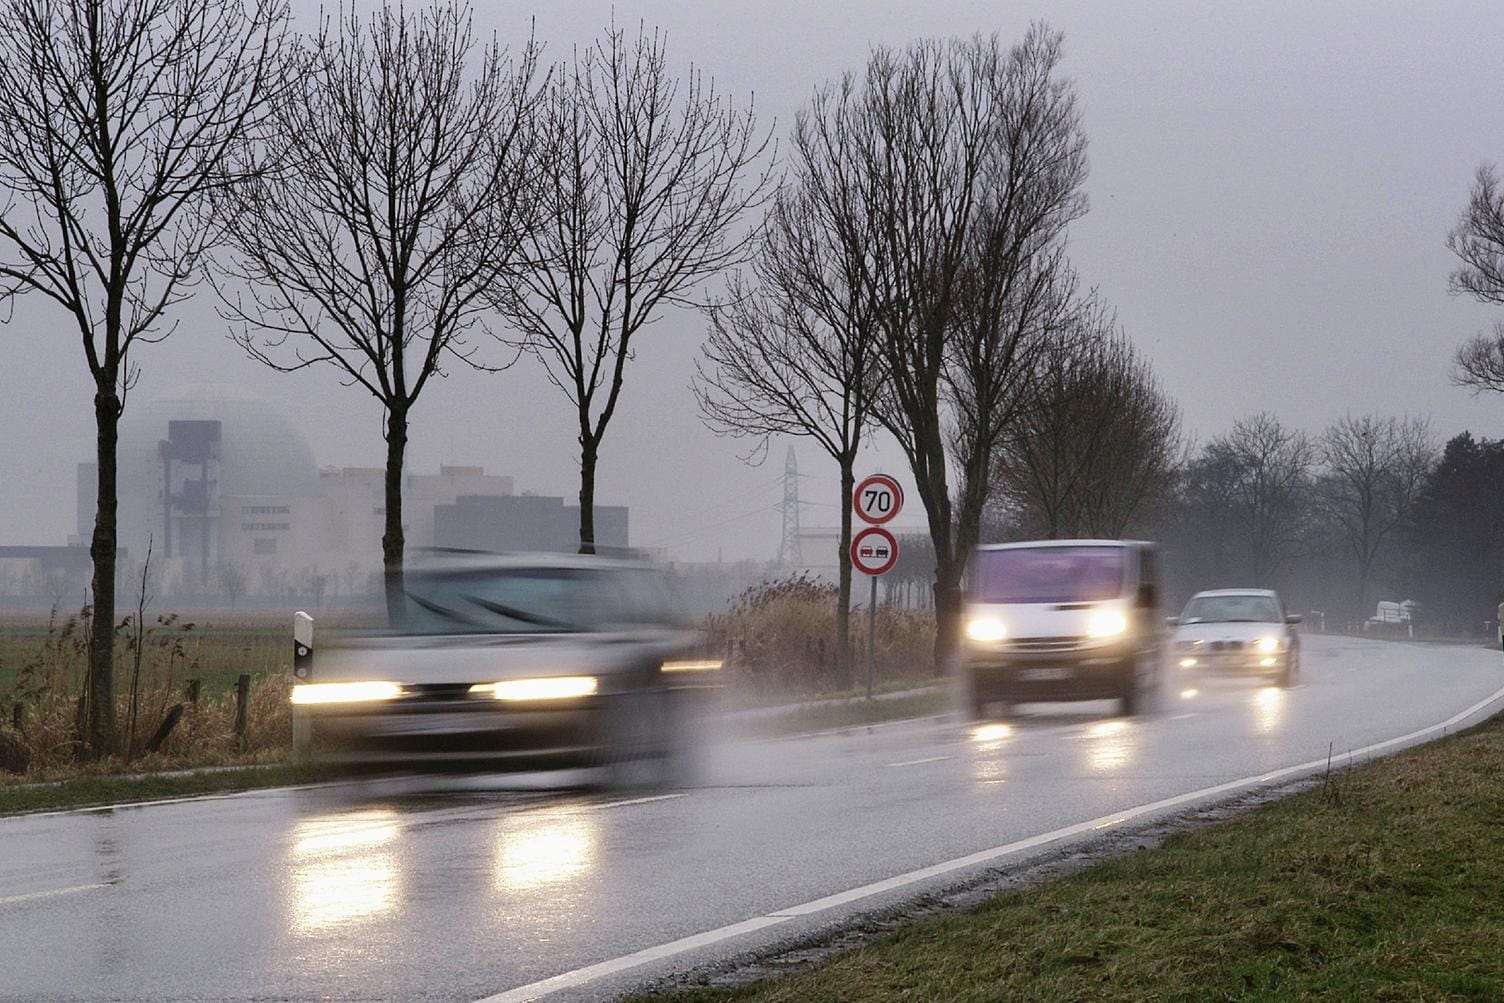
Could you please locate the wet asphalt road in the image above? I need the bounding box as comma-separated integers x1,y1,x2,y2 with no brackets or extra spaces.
2,635,1502,1002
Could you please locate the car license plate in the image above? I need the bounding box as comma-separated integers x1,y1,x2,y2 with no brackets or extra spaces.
1017,667,1071,682
371,712,504,735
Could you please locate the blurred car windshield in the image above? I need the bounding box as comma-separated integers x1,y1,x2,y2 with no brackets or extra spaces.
1180,594,1281,624
972,546,1125,603
398,566,672,634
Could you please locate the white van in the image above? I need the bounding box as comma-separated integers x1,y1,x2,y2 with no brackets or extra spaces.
959,540,1164,718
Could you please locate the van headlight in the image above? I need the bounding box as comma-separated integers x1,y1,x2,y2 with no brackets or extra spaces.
965,617,1007,643
470,676,599,701
290,681,403,705
1253,636,1283,653
1086,610,1129,639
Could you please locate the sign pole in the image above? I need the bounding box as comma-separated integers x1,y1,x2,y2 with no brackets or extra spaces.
852,473,903,704
867,574,876,701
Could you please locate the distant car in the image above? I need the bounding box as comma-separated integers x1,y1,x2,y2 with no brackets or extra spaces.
291,552,717,784
959,539,1165,718
1170,589,1302,687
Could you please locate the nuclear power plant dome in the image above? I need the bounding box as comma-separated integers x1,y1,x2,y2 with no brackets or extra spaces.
104,383,322,565
120,382,320,499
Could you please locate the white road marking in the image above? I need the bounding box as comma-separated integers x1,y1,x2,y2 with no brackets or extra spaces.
476,681,1504,1003
771,714,951,742
0,883,106,907
590,793,688,810
1169,713,1198,720
886,756,952,768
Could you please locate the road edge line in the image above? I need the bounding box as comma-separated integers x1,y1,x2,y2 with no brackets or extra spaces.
476,680,1504,1002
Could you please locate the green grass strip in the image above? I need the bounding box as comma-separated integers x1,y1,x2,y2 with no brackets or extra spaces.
0,762,330,816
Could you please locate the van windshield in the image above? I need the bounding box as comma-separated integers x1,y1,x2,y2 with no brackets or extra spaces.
972,546,1126,604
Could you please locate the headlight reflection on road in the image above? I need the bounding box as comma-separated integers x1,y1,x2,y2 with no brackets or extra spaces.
969,723,1013,783
970,723,1012,747
1085,719,1133,772
288,809,401,933
1254,686,1285,734
495,809,598,892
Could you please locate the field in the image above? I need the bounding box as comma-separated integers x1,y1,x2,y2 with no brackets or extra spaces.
0,608,361,698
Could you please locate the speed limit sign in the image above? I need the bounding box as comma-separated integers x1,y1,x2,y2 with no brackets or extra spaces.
854,473,903,525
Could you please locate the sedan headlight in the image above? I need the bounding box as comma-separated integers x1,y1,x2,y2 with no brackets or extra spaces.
1253,636,1284,653
290,681,402,705
965,616,1007,643
470,676,599,701
661,659,723,673
1086,610,1129,639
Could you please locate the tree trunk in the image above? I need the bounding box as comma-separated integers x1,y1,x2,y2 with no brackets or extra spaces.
835,461,855,689
932,553,963,678
1357,558,1371,622
578,436,598,555
85,383,122,758
382,405,408,625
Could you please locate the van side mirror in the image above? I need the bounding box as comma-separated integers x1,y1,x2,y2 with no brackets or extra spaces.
1286,614,1304,625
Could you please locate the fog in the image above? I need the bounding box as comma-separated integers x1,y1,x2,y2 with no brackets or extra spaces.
3,0,1504,563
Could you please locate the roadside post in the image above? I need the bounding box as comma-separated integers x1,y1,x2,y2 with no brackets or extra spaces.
852,474,903,700
292,611,314,755
293,611,314,680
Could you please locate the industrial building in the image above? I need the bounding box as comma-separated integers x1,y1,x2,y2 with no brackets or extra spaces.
26,384,628,600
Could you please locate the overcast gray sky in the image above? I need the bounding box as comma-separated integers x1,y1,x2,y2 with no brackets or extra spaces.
4,0,1504,562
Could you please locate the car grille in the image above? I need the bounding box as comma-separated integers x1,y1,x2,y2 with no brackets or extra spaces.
1209,640,1245,652
1007,636,1087,653
404,683,477,701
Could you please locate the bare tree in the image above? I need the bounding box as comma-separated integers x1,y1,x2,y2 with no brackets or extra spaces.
695,167,882,684
217,1,537,621
995,314,1182,539
1203,413,1315,584
1319,414,1434,617
497,22,774,554
216,561,248,610
0,0,286,755
1449,166,1504,391
835,26,1089,668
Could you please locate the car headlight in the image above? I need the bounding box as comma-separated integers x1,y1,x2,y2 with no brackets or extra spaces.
1253,636,1283,653
290,681,402,705
1086,610,1129,639
470,676,599,701
661,659,722,673
965,616,1007,643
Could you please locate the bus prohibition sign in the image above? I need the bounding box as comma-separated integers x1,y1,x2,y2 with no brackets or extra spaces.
851,526,899,576
854,473,903,525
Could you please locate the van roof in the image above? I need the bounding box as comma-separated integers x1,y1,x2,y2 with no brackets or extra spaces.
975,539,1150,552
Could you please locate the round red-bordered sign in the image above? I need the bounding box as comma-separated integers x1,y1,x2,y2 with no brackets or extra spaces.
850,526,900,576
854,473,904,525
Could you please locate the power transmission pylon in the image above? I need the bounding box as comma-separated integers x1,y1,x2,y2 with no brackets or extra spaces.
778,444,803,565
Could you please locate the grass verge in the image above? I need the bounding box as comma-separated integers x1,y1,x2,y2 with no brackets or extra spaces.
0,760,330,816
661,711,1504,1001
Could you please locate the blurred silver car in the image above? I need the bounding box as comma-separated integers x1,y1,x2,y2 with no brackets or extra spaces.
291,552,716,783
1170,588,1302,687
